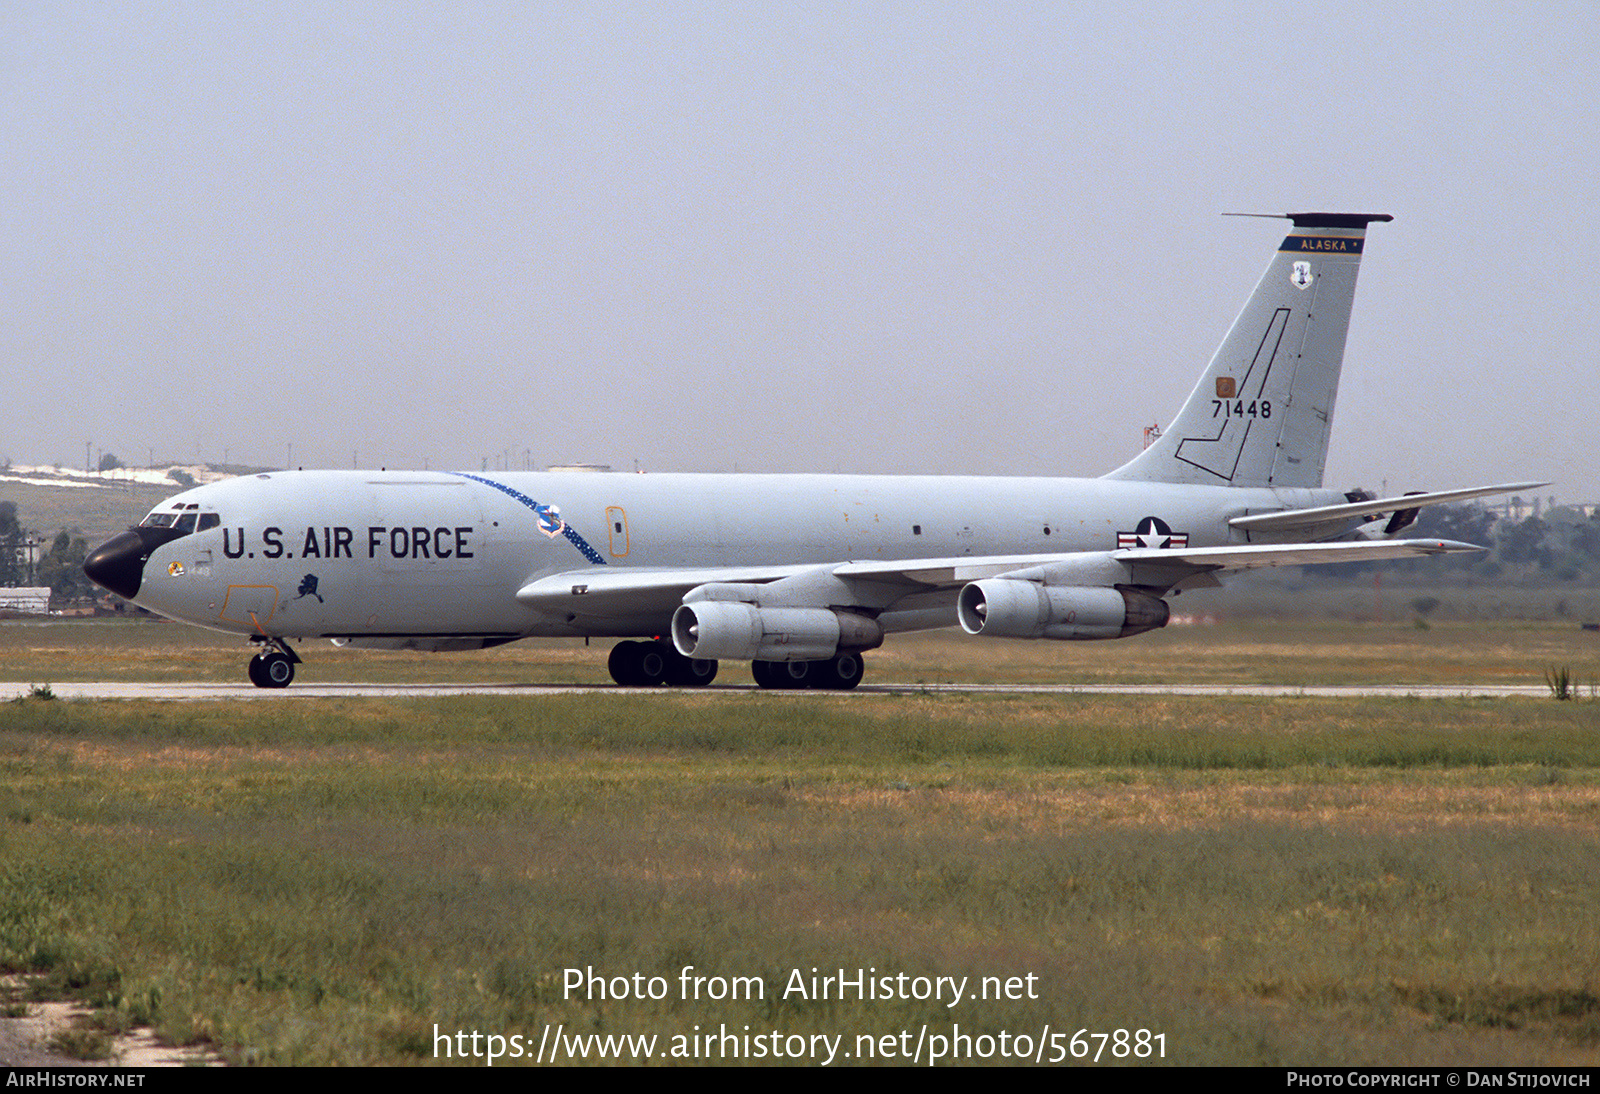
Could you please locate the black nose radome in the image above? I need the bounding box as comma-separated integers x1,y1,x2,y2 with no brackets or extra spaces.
84,531,148,599
83,527,187,600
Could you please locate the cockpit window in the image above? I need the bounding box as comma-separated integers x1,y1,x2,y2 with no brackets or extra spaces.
139,509,220,535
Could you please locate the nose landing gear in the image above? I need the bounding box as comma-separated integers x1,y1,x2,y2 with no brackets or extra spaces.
247,638,301,688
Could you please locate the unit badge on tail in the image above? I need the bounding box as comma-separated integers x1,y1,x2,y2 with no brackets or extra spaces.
1118,516,1189,550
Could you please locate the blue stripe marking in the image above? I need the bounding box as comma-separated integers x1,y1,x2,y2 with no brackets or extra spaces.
453,473,608,566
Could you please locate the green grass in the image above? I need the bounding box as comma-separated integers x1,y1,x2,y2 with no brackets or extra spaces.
3,691,1599,1065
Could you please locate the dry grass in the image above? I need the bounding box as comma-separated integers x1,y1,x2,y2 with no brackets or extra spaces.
797,776,1600,835
4,615,1598,688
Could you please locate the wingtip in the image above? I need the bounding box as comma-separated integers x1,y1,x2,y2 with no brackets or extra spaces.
1420,539,1487,554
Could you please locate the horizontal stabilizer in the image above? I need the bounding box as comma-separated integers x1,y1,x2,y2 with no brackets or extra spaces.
1229,482,1548,533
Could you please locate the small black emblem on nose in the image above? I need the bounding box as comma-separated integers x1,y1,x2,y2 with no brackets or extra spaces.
294,574,324,603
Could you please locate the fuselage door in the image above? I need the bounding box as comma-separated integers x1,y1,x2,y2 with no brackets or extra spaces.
606,506,630,558
220,584,279,629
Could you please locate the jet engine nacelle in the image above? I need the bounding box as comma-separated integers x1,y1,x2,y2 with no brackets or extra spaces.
956,580,1169,640
672,601,884,662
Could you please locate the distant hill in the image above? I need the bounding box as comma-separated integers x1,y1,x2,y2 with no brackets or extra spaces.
0,464,242,541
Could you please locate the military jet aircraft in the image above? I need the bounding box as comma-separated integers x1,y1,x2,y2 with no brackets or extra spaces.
84,213,1539,689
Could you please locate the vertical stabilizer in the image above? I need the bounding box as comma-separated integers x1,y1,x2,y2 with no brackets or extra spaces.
1104,212,1391,489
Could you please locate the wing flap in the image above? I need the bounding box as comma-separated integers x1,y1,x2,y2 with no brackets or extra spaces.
835,553,1078,586
517,563,818,616
1110,537,1481,573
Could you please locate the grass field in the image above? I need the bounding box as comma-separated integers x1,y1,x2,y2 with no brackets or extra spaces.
1,621,1598,1066
2,615,1596,689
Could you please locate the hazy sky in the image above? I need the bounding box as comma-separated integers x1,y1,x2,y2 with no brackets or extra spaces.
3,2,1593,498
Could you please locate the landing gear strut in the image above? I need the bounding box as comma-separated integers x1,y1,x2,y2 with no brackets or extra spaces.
752,653,865,691
608,639,718,688
247,638,301,689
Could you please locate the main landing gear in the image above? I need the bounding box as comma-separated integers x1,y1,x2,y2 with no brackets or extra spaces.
608,639,719,687
246,638,301,689
751,653,865,691
606,641,866,690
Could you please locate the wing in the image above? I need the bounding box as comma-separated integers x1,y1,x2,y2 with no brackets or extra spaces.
842,537,1482,585
517,563,823,621
517,537,1483,638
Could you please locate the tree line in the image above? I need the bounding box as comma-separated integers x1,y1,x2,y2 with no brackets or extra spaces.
1372,501,1600,584
0,501,97,603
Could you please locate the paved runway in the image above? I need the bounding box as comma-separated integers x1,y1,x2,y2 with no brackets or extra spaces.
0,680,1551,700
